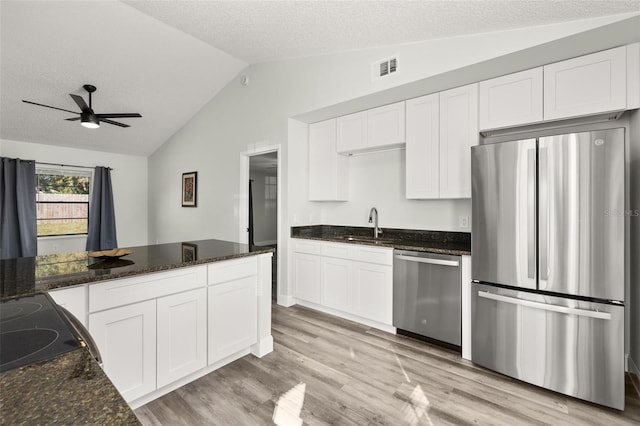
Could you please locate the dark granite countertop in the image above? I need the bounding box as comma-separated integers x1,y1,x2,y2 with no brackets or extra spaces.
1,239,273,299
291,225,471,256
0,347,140,425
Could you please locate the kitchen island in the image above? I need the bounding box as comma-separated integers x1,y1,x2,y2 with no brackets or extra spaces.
0,239,274,421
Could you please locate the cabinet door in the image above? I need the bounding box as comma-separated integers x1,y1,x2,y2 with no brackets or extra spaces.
49,285,87,327
293,252,321,304
352,262,392,325
320,257,351,312
89,300,156,402
479,68,543,130
405,93,440,199
439,83,478,199
309,119,348,201
157,288,207,388
208,276,258,364
336,110,367,154
367,101,405,149
544,46,626,120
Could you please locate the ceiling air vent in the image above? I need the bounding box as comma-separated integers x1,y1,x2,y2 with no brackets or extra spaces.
372,56,398,81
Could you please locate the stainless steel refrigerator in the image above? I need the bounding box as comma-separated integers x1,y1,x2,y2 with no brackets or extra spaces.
471,128,625,410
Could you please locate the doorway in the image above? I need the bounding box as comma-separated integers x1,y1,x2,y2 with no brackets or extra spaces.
248,152,278,300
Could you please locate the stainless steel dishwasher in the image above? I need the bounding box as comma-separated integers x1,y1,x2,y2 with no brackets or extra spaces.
393,250,461,347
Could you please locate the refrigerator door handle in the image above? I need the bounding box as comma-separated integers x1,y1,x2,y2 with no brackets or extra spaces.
477,291,612,320
539,146,549,282
527,148,536,279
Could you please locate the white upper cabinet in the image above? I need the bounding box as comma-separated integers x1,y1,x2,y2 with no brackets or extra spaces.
627,42,640,109
544,46,627,120
479,68,543,131
337,102,405,154
439,83,479,199
405,93,440,199
367,102,406,149
336,111,367,153
308,119,348,201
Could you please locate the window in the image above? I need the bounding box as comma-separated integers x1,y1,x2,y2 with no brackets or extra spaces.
265,176,277,200
36,168,92,237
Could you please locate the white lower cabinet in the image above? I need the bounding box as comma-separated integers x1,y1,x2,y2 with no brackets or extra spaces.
157,288,207,388
208,276,258,364
89,299,157,402
293,239,393,329
293,252,322,304
48,285,87,327
352,262,393,325
320,257,351,312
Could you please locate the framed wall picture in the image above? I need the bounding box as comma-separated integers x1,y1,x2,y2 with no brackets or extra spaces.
182,243,198,263
182,171,197,207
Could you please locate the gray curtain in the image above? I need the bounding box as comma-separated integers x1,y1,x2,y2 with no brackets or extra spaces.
86,166,118,251
0,157,37,259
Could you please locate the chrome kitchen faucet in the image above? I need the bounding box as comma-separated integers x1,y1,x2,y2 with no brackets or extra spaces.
368,207,383,238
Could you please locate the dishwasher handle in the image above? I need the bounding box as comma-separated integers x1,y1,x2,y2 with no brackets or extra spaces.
394,254,459,267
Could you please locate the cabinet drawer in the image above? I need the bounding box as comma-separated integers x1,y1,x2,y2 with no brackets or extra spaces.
321,242,353,259
292,238,322,255
89,266,207,312
208,256,257,285
353,245,393,266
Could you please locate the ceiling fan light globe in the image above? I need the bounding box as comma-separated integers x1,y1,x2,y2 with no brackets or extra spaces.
80,112,100,129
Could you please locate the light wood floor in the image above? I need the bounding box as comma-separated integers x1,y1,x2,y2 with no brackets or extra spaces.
135,304,640,425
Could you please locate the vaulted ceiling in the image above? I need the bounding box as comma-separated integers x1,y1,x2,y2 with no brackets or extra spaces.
1,1,639,156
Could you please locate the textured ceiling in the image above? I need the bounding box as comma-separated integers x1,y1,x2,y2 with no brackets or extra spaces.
1,0,639,156
124,0,640,63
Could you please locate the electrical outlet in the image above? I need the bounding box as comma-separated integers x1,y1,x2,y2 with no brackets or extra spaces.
459,216,469,229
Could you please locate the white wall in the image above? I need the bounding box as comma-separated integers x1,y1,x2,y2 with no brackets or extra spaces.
250,169,277,245
147,15,639,302
1,139,148,254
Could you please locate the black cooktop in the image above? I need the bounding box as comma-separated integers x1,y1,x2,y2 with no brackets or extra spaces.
0,293,80,372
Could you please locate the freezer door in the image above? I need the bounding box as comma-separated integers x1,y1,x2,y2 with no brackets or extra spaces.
471,283,624,410
538,129,625,301
471,138,537,289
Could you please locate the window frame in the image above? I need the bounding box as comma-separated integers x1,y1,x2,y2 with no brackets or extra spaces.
35,166,93,238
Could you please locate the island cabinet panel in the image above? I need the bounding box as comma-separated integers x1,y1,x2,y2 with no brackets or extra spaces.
544,46,627,120
156,288,207,388
49,284,87,327
208,276,258,364
89,299,157,402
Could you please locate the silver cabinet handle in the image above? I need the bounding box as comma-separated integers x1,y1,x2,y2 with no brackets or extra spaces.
527,147,536,279
538,146,549,281
394,254,459,267
477,291,611,320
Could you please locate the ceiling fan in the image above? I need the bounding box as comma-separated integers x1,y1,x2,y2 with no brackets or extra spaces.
22,84,142,129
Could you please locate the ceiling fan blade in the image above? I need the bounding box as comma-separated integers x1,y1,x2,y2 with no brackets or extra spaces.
22,100,79,115
101,118,130,128
65,117,81,121
69,94,90,112
95,113,142,118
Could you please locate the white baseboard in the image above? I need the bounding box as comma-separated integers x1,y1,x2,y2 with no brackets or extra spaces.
255,240,277,246
294,298,396,334
277,295,295,307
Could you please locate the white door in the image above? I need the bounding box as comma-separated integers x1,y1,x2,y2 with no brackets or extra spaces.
544,46,626,120
320,256,351,312
336,110,367,154
208,276,258,364
292,252,321,304
439,83,479,198
405,93,440,199
352,262,393,325
479,67,543,130
367,101,406,149
89,300,156,402
157,288,207,388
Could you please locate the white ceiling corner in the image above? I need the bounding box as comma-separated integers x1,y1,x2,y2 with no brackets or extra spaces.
2,0,639,157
